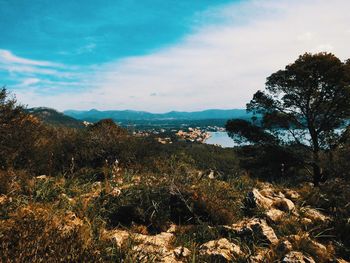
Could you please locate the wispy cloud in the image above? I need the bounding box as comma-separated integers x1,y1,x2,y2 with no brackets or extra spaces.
19,78,41,87
0,64,58,75
0,49,95,95
0,49,66,77
0,49,62,67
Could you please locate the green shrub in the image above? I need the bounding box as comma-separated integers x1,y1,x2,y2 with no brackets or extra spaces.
33,178,64,202
0,205,101,262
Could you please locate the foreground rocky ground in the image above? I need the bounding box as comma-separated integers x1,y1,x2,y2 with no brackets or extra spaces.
1,169,350,262
98,183,347,262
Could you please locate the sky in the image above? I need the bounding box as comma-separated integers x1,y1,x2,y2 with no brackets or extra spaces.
0,0,349,112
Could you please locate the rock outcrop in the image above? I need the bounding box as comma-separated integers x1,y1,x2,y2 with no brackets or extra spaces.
103,229,191,263
238,186,335,262
51,181,337,262
199,238,242,261
247,187,295,213
301,207,330,223
247,188,274,209
228,218,279,244
288,234,331,261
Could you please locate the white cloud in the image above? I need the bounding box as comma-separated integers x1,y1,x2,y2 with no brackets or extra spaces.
14,0,350,111
0,49,68,78
0,64,58,75
0,50,93,94
0,49,61,67
20,78,40,87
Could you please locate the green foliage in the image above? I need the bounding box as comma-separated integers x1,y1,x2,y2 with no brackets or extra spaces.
173,223,221,247
236,144,307,180
227,53,350,185
0,88,44,170
251,53,350,139
226,119,277,144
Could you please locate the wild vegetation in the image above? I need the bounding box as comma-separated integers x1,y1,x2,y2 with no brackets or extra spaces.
1,53,350,262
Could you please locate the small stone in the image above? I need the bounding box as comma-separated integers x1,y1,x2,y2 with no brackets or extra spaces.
173,246,191,259
36,175,48,180
110,187,121,197
0,195,9,205
208,170,215,179
166,224,177,233
282,251,315,263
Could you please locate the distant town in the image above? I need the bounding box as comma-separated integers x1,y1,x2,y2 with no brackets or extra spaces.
83,119,225,145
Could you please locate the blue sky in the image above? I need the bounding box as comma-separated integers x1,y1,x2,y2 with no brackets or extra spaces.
1,0,349,111
0,0,234,64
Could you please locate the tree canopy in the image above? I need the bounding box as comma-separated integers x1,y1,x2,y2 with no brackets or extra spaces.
226,53,350,185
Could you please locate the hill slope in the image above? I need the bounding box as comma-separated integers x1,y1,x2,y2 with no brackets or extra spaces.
27,107,84,128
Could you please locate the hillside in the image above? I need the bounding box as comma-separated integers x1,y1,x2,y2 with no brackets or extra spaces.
27,107,84,129
1,90,350,262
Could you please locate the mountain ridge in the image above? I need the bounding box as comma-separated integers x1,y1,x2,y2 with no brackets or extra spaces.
64,109,252,122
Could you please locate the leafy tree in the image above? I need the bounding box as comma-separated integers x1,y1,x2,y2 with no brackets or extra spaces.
77,119,129,167
226,53,350,185
0,88,43,169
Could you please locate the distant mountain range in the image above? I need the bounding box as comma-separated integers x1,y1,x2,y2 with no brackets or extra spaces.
64,109,251,122
26,108,252,130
